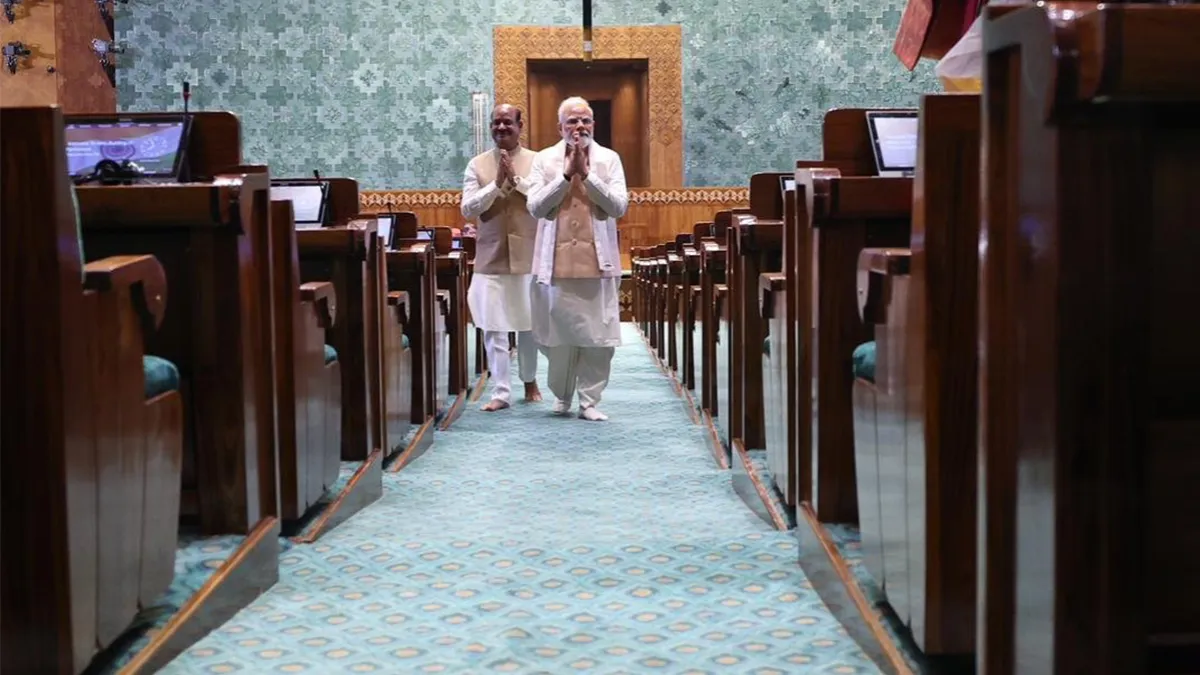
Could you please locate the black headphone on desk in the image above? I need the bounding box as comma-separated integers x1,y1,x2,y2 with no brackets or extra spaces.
72,158,146,186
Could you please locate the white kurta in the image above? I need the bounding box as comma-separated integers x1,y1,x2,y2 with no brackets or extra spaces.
467,272,533,333
525,140,628,350
530,277,622,348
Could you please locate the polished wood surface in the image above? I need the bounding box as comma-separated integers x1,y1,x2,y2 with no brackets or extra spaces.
79,173,280,536
297,224,389,459
528,59,650,187
786,109,916,515
980,4,1200,673
269,198,342,523
806,172,912,525
850,94,983,662
430,226,470,416
386,243,439,430
903,93,980,657
1,106,182,674
728,174,788,463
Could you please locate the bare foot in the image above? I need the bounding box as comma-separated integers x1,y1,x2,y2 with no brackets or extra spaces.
523,382,543,402
481,399,510,412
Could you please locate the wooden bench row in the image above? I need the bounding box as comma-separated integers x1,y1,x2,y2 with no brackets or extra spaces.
631,4,1199,673
1,107,481,674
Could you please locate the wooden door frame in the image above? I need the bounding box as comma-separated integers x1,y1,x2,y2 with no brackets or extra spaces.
494,25,683,187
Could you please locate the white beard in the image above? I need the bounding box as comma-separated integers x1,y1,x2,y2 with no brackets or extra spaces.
565,134,592,149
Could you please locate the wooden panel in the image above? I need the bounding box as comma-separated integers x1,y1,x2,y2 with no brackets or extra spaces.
361,188,750,269
2,105,181,673
0,0,59,107
526,59,649,186
55,0,115,113
980,4,1200,673
297,225,383,462
904,93,980,657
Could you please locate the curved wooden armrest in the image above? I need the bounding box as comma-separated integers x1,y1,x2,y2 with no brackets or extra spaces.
387,290,410,325
858,247,911,276
300,281,337,328
759,272,786,319
857,248,910,326
83,254,168,330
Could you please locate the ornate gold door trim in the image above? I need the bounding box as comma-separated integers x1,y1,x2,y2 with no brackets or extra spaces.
493,25,683,187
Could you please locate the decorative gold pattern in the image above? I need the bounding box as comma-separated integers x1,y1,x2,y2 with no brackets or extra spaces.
493,25,684,186
360,188,749,212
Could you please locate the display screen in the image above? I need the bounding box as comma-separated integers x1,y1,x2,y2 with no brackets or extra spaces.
866,112,919,172
270,183,328,226
376,215,394,247
65,119,187,177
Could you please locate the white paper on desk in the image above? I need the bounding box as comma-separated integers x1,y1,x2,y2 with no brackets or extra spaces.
935,15,983,93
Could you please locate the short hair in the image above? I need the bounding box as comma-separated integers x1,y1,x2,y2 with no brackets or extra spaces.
491,104,522,125
557,96,593,123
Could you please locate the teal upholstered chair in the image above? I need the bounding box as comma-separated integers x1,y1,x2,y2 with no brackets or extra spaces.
74,187,183,401
852,341,877,383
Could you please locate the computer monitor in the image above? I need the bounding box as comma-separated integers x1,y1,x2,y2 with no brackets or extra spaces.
376,214,395,249
64,115,191,179
779,175,795,196
452,238,462,250
416,228,433,241
865,110,919,177
270,180,329,228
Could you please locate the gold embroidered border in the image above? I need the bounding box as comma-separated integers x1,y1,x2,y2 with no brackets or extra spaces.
360,187,749,211
494,25,684,186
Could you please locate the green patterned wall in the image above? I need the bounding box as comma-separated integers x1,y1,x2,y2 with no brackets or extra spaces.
116,0,939,189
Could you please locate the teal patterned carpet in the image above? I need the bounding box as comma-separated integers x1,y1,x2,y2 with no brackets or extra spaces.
161,324,880,674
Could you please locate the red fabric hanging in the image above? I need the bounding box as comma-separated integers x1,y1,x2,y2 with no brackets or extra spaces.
892,0,980,71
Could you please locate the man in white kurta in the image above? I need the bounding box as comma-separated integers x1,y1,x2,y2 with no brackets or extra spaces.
461,104,542,411
526,97,628,421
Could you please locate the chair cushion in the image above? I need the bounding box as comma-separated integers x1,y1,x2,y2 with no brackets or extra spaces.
324,343,338,364
143,355,180,399
852,341,876,383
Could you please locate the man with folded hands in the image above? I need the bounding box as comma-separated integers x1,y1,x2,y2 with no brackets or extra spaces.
525,96,628,422
461,103,543,411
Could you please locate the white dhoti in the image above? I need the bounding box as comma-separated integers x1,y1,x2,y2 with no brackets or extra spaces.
468,273,539,404
531,277,621,410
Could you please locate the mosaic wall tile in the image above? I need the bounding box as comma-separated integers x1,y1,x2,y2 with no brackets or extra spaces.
116,0,940,189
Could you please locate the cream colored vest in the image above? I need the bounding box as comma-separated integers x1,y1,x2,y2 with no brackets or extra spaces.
471,147,537,275
552,176,602,278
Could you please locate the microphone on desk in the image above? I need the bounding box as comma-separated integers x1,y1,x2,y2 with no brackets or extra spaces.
177,80,193,182
313,169,322,181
